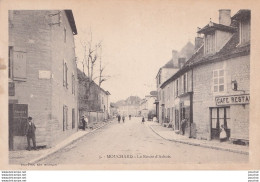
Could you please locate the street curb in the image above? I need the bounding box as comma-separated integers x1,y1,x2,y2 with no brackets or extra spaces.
29,121,113,164
148,124,249,155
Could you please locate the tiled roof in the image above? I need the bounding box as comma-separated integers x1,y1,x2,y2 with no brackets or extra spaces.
161,24,250,89
232,10,251,21
197,22,236,34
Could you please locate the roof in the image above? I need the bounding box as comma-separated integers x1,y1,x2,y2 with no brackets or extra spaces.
163,59,175,68
197,22,236,34
64,10,78,35
232,9,251,21
161,18,250,89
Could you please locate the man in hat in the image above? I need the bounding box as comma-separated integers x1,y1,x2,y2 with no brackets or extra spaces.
25,117,37,151
82,116,86,130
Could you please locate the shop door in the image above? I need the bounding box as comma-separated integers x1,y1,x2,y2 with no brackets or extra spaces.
210,107,230,140
9,104,28,150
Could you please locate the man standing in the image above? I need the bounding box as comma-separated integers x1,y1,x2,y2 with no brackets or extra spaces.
117,115,121,123
25,117,37,151
82,116,86,130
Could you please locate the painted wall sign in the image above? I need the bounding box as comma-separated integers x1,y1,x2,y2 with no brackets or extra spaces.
215,94,250,106
39,70,51,79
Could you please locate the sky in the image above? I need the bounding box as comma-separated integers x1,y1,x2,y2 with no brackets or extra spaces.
71,1,241,102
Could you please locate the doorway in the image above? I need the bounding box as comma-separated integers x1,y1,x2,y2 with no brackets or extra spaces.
210,107,230,140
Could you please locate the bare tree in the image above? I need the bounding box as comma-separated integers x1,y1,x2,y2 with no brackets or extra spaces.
79,30,110,113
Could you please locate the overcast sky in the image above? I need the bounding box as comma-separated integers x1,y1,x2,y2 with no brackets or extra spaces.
72,1,240,102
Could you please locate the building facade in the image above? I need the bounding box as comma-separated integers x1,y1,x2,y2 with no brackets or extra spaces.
155,43,194,125
159,9,250,144
8,10,78,150
77,69,110,123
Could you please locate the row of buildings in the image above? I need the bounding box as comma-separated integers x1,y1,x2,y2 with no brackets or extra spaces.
155,9,250,144
8,10,111,150
115,94,157,119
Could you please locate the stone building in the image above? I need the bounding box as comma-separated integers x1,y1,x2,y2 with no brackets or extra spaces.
8,10,78,150
159,9,250,144
116,96,141,117
77,69,110,123
155,42,194,124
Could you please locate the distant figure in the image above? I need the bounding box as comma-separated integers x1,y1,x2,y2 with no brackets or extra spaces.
82,116,86,130
122,116,125,123
142,117,145,124
25,117,37,151
129,115,131,120
118,115,121,123
220,125,227,142
181,119,187,135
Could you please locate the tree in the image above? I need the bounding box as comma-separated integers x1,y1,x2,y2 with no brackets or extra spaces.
79,30,110,112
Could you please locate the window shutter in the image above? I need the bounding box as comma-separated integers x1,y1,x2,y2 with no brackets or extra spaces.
13,51,26,81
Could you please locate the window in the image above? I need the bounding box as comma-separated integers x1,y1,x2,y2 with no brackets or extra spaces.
72,74,74,93
64,27,67,43
10,48,27,81
213,69,225,92
205,33,215,54
63,105,68,131
162,90,165,102
63,61,68,88
240,19,250,44
72,108,75,129
175,79,179,97
210,107,230,139
8,47,13,78
183,73,188,93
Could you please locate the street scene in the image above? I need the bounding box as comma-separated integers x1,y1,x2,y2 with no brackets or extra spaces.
39,117,248,164
7,6,250,167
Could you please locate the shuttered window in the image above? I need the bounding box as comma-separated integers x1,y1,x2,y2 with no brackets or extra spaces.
205,33,215,54
12,48,27,81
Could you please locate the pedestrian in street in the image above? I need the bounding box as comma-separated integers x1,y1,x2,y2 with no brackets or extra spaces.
181,119,186,135
219,125,227,142
118,115,121,123
142,116,145,124
82,116,86,130
122,116,125,123
129,115,131,120
25,117,37,151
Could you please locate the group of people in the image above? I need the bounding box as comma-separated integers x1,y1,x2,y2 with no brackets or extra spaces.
117,115,125,123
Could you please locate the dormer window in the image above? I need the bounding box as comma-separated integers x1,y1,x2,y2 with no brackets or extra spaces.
205,33,216,54
240,18,250,44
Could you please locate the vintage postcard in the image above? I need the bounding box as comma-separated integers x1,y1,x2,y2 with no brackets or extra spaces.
0,0,260,170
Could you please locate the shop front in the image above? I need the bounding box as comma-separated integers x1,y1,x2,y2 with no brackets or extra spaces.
174,93,194,137
210,94,250,144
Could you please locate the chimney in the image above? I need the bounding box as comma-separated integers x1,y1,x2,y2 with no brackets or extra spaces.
219,9,231,26
172,50,178,66
178,58,186,68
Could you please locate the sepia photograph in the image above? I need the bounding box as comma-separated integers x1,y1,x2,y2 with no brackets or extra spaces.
0,0,260,170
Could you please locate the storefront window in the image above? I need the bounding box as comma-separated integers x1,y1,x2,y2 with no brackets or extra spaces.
210,107,230,139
